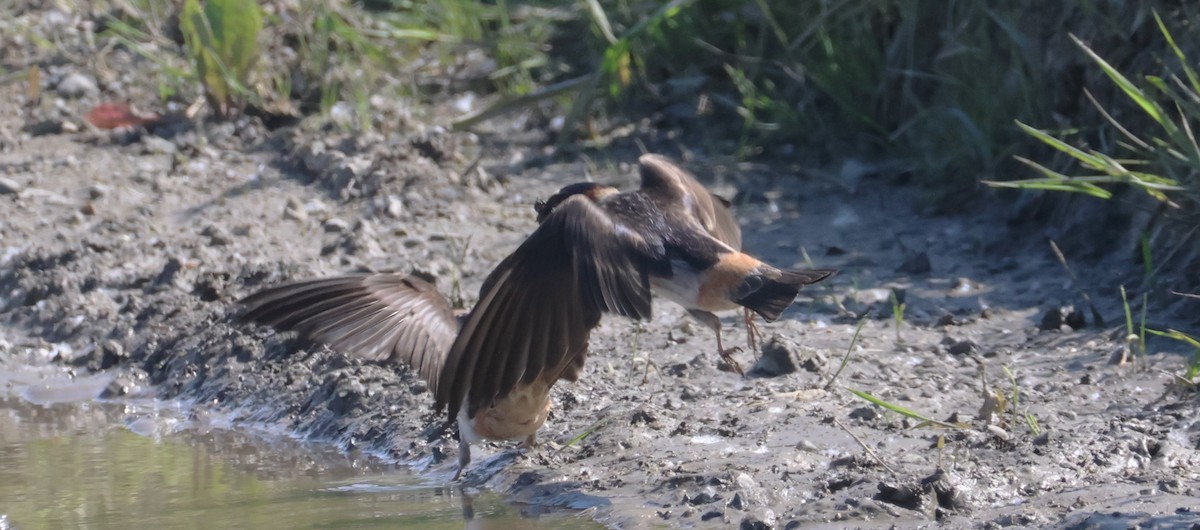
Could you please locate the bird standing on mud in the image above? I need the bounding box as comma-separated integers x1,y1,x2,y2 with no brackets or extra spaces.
239,154,834,479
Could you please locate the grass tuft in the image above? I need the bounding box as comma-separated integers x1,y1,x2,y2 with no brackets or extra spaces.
179,0,262,118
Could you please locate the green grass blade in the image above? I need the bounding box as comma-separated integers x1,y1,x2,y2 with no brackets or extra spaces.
1070,33,1175,136
846,389,964,429
1015,120,1110,171
1146,328,1200,349
986,156,1114,199
1154,11,1200,94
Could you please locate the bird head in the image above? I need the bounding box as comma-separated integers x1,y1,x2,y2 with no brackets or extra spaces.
534,182,618,223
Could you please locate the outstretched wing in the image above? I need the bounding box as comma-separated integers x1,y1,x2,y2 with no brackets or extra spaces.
435,195,654,419
239,273,458,390
637,153,742,249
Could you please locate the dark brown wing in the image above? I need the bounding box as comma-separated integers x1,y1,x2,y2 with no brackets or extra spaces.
239,274,458,390
705,193,742,250
638,154,741,248
435,195,653,419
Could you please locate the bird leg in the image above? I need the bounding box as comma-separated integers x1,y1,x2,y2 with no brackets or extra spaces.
458,484,476,520
743,308,762,354
453,438,471,481
518,433,537,450
688,309,745,376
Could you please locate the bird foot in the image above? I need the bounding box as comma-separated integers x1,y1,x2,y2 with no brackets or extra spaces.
517,435,537,451
718,346,745,376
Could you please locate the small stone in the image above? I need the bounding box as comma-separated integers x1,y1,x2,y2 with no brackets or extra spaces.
684,492,718,506
386,194,405,218
57,72,99,98
796,440,819,452
897,252,932,275
88,184,109,199
142,135,177,155
951,277,977,294
0,177,22,194
748,335,798,377
305,199,329,217
200,224,232,246
22,119,64,136
726,492,745,510
282,196,307,222
435,186,462,202
986,425,1010,441
304,145,343,174
323,218,349,233
946,340,976,355
739,517,770,530
1039,307,1064,331
630,409,658,426
1065,307,1087,330
848,407,877,421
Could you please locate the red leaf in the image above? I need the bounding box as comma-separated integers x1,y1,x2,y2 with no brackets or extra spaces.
84,103,161,129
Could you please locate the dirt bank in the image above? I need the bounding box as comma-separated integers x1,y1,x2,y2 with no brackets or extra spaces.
4,7,1200,530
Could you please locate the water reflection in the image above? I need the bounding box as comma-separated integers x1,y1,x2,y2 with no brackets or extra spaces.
0,387,599,529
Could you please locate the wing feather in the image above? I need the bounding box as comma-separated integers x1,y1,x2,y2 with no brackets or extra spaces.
637,154,742,248
238,274,458,389
435,195,653,419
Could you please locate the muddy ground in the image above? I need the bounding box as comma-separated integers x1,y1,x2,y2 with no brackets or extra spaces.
4,6,1200,530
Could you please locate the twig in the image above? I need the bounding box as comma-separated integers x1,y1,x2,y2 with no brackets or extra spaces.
833,417,897,474
1048,240,1106,327
451,75,593,130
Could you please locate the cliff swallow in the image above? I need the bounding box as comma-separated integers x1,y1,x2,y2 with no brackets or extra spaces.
628,155,760,368
238,153,834,479
533,154,834,374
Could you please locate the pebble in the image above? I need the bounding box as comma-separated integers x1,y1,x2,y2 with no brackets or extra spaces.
323,218,349,232
282,196,307,222
142,136,177,155
748,336,797,377
987,425,1011,441
1039,307,1065,331
0,177,22,194
57,72,99,98
946,339,977,355
386,194,405,218
201,225,232,246
897,252,932,275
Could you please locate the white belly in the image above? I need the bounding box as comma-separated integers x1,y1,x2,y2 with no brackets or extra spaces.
650,259,703,309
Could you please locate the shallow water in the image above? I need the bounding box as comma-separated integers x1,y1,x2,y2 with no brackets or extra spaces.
0,369,598,530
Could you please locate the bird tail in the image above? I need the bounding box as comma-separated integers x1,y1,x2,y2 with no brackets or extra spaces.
737,268,836,322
